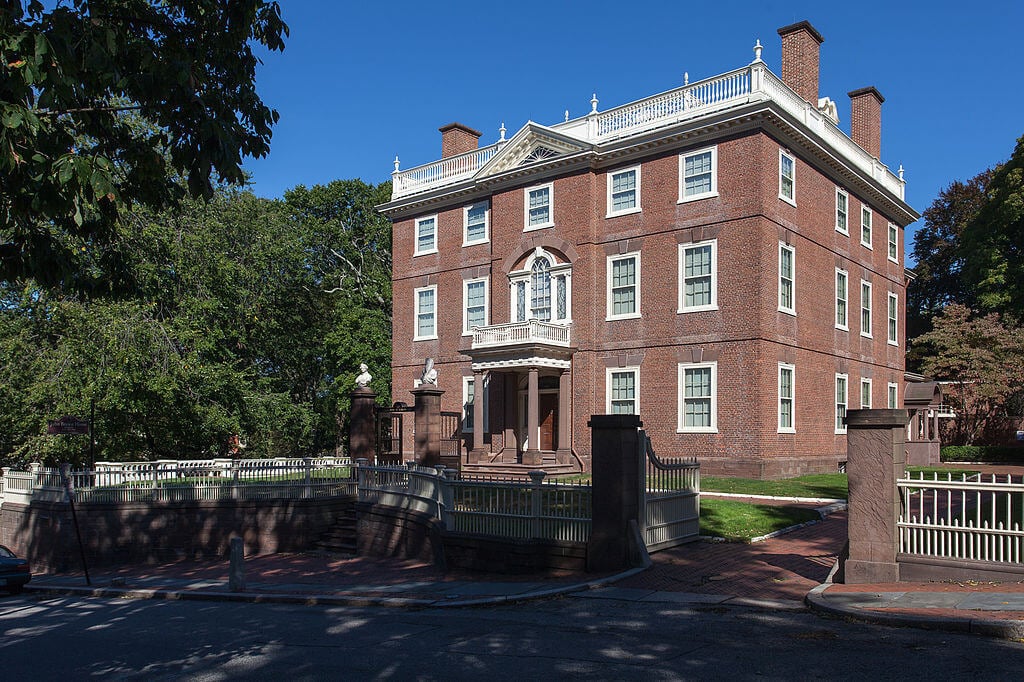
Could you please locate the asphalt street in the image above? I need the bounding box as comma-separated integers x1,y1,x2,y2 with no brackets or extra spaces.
2,593,1023,680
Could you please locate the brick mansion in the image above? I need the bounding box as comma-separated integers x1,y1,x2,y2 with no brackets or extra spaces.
378,21,918,478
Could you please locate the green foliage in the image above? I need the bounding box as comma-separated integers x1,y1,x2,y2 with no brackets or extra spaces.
914,304,1024,445
941,445,1024,464
0,180,393,467
0,0,287,285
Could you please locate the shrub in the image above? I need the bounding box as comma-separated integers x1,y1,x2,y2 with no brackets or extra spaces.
941,445,1024,463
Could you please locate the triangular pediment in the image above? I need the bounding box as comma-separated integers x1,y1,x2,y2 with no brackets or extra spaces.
476,122,591,178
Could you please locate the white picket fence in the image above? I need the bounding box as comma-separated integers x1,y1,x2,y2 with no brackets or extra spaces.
0,458,355,505
898,472,1024,565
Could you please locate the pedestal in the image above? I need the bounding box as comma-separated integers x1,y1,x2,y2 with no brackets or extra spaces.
349,386,377,464
412,386,444,466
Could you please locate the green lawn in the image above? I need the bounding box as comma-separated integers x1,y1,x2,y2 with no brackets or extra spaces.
701,474,847,499
699,498,821,542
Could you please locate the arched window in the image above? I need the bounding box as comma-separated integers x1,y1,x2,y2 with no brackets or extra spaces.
510,248,571,324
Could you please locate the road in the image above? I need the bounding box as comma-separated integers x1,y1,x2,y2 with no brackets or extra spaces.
2,593,1022,680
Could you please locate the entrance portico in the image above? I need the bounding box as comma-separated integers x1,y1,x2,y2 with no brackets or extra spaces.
463,320,576,469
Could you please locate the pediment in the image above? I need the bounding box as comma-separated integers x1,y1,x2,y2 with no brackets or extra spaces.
476,122,591,178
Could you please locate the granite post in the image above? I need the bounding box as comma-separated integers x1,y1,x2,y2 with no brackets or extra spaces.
412,386,444,466
843,408,907,584
586,414,643,572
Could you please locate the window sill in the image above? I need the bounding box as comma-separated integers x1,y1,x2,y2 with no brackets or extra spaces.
836,227,849,236
778,427,796,434
778,307,796,317
861,242,873,250
606,207,641,218
887,339,899,347
413,335,438,342
524,222,554,232
606,312,641,321
835,325,849,332
463,238,490,248
779,194,797,207
677,428,718,434
860,332,873,339
414,248,438,257
678,192,719,204
677,305,719,314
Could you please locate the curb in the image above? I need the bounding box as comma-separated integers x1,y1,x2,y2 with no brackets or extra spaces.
804,583,1024,641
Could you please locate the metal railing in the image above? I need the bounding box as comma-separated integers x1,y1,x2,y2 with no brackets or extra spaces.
898,472,1024,565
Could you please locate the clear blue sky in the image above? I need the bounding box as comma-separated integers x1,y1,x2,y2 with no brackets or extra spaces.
243,0,1022,254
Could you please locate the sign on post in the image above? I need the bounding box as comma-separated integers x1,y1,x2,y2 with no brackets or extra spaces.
47,416,90,435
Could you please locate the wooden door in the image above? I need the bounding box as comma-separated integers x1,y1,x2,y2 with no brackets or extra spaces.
538,393,558,451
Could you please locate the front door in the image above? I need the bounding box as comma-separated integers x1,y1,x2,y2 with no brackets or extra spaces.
538,393,558,451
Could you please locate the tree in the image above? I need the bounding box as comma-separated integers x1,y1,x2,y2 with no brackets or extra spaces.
0,0,287,286
914,304,1024,445
906,170,991,343
960,135,1024,321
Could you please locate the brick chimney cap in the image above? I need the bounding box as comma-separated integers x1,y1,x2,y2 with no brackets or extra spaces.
848,86,885,104
777,20,824,44
438,122,482,137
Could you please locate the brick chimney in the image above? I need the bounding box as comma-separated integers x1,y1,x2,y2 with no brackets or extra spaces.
848,87,884,158
439,123,482,158
777,21,824,106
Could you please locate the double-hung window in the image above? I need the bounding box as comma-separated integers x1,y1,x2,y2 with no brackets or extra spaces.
779,150,796,204
778,363,795,433
678,362,717,432
607,367,639,415
836,188,849,234
525,183,553,230
464,201,489,245
607,166,640,216
779,243,795,315
463,277,488,335
607,252,640,319
860,280,873,338
678,241,717,312
414,285,437,340
888,223,899,262
887,292,899,345
679,147,717,202
860,378,872,409
835,269,849,330
414,215,437,256
888,382,899,409
861,206,873,248
835,374,848,434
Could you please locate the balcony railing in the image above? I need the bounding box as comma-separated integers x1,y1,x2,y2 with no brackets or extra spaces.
472,320,571,349
390,61,906,202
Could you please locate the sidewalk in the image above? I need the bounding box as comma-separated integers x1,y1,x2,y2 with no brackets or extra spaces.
22,495,1024,639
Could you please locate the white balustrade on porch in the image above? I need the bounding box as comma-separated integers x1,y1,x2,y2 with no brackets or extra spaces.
390,61,905,202
471,320,571,349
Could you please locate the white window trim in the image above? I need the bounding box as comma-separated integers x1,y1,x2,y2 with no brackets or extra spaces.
835,373,848,434
605,366,640,415
463,201,490,246
887,382,899,409
508,248,573,323
524,182,554,231
678,146,719,203
779,149,796,206
778,242,796,316
413,284,438,341
606,251,642,320
860,279,873,338
887,223,899,263
462,276,489,336
778,363,796,434
860,377,873,409
677,361,718,433
462,375,489,433
606,165,642,217
835,188,849,235
860,206,873,249
414,215,438,256
835,268,849,331
678,240,718,313
887,291,899,346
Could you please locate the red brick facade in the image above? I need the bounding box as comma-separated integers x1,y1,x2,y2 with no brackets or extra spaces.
381,22,917,478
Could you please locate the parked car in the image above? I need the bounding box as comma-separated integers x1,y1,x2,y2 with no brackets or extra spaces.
0,544,31,594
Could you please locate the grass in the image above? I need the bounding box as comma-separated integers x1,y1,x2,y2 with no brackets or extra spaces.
701,473,848,500
699,498,820,542
904,466,980,479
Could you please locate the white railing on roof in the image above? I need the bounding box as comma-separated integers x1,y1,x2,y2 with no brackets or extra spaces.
392,142,505,199
472,320,571,349
898,472,1024,565
390,62,906,203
